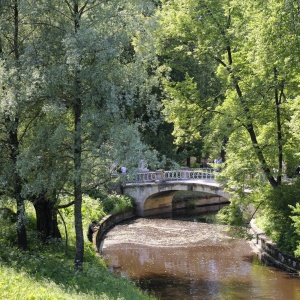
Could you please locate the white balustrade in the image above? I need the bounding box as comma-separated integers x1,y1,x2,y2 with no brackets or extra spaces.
136,171,158,182
131,168,215,183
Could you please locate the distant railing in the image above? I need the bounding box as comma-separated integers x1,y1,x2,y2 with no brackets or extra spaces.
165,168,216,180
131,168,216,183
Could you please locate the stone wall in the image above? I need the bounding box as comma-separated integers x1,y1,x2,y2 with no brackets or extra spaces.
250,220,300,275
93,211,300,276
93,210,136,254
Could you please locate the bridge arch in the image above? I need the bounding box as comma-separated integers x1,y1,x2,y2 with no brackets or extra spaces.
123,180,231,217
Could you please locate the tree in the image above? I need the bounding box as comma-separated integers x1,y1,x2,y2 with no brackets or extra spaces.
0,0,73,245
0,0,32,250
156,0,300,189
1,0,162,270
26,0,161,271
18,107,72,242
154,1,224,165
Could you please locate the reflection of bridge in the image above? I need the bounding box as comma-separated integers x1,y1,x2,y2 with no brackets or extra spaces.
123,169,231,217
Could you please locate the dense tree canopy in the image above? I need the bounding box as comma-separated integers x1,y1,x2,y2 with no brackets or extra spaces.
156,0,300,187
1,0,300,265
155,0,300,254
0,0,162,269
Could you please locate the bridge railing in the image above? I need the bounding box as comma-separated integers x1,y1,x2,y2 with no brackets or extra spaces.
131,168,216,183
135,171,159,182
165,169,216,181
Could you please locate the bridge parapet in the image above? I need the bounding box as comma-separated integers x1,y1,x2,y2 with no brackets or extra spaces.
133,168,216,183
165,168,215,181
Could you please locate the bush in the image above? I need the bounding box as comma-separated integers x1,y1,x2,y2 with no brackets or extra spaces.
101,193,134,214
255,180,300,254
216,201,253,239
217,204,244,226
289,203,300,258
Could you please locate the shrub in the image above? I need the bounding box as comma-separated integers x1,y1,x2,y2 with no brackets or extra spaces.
101,193,134,214
217,204,244,226
255,180,300,254
216,201,252,239
290,203,300,258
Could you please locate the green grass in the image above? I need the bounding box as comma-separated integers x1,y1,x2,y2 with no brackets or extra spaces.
0,198,156,300
0,236,155,300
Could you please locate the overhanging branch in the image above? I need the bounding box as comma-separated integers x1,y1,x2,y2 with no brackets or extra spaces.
58,200,75,209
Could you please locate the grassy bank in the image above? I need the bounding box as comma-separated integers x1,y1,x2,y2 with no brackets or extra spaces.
0,244,154,299
0,197,156,300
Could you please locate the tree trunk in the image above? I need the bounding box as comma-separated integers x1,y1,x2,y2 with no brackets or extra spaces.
245,123,278,188
71,1,84,272
274,67,283,185
6,115,27,250
186,156,191,167
16,185,28,250
32,195,61,242
220,137,228,163
7,0,27,250
73,70,84,271
8,124,28,250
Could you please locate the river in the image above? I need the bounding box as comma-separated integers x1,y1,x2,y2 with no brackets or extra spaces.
101,217,300,300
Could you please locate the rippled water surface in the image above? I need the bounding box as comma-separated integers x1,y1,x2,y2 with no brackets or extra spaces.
102,218,300,300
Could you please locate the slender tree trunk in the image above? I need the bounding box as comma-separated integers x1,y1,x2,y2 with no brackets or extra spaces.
274,67,283,185
187,156,191,167
73,76,84,271
15,179,27,250
245,123,278,188
6,0,28,250
220,137,228,163
73,1,84,272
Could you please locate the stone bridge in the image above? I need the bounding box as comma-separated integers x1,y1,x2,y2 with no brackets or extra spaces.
122,169,231,217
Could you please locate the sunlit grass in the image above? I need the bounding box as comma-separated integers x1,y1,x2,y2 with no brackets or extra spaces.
0,196,156,300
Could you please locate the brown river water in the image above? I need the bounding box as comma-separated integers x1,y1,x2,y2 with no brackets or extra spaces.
102,218,300,300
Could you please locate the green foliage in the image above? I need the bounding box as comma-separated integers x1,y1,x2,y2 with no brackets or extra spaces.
217,204,244,226
0,211,17,246
101,194,134,215
156,0,300,190
289,196,300,258
99,122,166,173
255,181,300,254
0,0,164,264
0,194,155,300
1,0,300,277
155,0,223,159
185,199,196,209
157,0,300,258
217,203,254,240
81,195,106,225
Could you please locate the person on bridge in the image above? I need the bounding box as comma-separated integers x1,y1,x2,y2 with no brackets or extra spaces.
87,220,99,243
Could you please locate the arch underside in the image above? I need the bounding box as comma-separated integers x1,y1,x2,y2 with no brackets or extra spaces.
143,189,229,217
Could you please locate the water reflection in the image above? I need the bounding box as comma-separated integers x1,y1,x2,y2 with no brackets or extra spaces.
102,218,300,300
